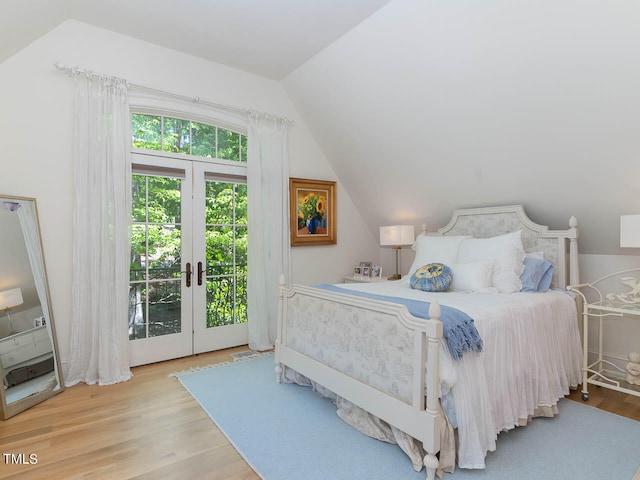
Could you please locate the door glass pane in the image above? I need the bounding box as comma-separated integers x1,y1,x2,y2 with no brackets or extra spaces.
206,278,233,327
236,274,247,323
147,280,181,336
147,177,182,223
129,174,183,340
235,184,247,224
236,226,248,274
204,181,247,328
206,181,234,223
207,225,234,276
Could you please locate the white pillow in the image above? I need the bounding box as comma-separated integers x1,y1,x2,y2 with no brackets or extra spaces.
457,230,525,293
449,261,495,292
407,235,470,278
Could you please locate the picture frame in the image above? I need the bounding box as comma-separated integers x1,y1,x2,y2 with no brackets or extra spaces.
359,262,372,277
371,265,382,279
354,266,362,279
289,178,337,246
33,316,46,328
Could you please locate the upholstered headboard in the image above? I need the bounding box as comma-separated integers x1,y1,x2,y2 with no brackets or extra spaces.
432,205,579,289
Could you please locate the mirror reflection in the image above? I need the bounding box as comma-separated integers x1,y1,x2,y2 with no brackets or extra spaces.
0,195,63,419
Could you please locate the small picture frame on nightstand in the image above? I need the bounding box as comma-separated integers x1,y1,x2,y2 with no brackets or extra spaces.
372,265,382,279
354,266,362,279
359,262,372,277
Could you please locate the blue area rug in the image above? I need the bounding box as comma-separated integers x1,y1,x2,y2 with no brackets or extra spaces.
177,355,640,480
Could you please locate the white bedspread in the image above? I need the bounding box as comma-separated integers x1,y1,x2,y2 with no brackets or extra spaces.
334,280,582,470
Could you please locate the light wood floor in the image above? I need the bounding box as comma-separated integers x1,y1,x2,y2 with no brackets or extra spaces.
0,346,259,480
2,346,640,480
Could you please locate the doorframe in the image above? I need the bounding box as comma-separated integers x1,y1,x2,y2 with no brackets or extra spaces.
129,154,249,366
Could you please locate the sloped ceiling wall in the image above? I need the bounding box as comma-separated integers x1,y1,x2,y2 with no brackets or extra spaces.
283,0,640,254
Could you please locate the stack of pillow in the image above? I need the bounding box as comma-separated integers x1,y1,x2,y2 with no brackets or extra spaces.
407,231,554,293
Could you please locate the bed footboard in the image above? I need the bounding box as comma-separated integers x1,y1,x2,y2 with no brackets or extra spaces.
275,278,443,480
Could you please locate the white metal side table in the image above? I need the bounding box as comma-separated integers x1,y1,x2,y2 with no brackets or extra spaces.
569,268,640,401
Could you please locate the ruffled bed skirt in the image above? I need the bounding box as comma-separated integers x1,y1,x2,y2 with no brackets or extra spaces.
283,366,564,477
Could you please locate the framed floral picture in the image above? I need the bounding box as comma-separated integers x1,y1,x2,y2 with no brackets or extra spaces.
289,177,337,246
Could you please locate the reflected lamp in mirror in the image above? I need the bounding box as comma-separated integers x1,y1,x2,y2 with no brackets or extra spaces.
0,287,23,335
620,214,640,248
380,225,415,280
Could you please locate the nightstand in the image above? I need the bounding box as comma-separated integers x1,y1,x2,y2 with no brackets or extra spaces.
344,275,389,284
569,268,640,401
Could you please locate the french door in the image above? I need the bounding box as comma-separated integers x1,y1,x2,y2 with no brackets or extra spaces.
128,155,248,366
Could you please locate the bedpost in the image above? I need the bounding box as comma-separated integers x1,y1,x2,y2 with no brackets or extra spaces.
566,216,583,342
275,274,285,383
424,300,442,480
568,216,579,287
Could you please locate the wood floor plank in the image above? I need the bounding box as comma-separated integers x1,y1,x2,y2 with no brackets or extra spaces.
1,345,638,479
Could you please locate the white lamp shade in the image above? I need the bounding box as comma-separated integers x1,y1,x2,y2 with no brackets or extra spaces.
620,214,640,248
0,288,23,310
380,225,415,246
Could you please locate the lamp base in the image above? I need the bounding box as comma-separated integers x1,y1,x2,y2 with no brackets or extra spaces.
387,274,402,281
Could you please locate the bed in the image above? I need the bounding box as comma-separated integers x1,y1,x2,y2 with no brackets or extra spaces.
275,205,582,480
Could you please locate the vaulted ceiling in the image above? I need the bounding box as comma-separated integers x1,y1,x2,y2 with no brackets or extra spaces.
4,0,640,255
1,0,392,79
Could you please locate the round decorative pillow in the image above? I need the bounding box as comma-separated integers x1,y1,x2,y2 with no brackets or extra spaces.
410,263,452,292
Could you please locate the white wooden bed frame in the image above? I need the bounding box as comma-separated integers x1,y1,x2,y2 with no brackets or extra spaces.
275,205,579,480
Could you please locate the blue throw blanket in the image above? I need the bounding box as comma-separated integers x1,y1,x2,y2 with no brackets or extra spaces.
315,284,483,361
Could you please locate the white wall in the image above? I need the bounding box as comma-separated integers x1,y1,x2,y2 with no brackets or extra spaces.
0,20,380,366
284,0,640,255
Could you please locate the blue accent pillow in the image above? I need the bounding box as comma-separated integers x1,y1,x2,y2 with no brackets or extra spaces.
410,263,453,292
520,257,554,292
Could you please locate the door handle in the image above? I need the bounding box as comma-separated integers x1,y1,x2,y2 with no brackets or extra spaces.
198,261,204,286
184,262,192,288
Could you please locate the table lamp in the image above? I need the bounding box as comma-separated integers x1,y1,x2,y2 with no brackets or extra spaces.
0,288,23,335
620,214,640,248
380,225,415,280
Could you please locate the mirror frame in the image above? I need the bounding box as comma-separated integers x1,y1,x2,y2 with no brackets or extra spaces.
0,194,64,419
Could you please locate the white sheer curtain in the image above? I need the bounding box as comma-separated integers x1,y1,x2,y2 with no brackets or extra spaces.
65,73,133,386
247,113,291,351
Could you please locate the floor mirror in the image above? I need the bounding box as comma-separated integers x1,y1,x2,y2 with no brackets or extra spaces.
0,194,64,419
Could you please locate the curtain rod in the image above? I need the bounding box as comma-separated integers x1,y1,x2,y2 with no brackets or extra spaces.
53,62,292,124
